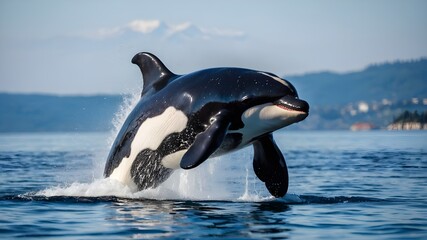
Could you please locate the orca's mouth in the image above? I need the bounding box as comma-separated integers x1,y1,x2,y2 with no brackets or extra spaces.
274,96,309,114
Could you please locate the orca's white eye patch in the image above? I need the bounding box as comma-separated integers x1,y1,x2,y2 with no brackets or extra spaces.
258,72,291,88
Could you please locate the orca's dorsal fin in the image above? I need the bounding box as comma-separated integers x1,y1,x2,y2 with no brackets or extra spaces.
131,52,177,95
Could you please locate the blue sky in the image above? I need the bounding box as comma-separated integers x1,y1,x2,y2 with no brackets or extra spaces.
1,0,426,94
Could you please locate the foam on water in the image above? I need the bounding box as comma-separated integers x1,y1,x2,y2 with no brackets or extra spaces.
33,153,311,203
37,178,135,198
35,156,275,202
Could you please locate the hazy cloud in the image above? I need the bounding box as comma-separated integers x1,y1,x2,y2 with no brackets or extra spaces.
127,20,162,34
90,27,122,39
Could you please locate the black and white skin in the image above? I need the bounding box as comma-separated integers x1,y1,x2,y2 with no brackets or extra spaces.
104,52,309,197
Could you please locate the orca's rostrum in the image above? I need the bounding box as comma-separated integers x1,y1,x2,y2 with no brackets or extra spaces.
104,52,309,197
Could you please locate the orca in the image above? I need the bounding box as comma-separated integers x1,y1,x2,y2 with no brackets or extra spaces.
104,52,309,197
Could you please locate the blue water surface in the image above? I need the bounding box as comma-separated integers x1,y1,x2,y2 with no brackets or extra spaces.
0,131,426,239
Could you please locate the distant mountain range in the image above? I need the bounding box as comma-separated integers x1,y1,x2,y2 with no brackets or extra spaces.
288,59,427,105
286,59,427,130
0,59,426,132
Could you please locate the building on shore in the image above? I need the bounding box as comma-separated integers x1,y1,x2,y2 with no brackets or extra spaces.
350,122,376,131
388,111,427,130
387,122,427,130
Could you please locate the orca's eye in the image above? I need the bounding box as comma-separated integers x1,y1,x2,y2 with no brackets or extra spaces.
288,83,298,98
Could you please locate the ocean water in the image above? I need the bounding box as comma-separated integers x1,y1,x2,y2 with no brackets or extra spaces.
0,130,426,239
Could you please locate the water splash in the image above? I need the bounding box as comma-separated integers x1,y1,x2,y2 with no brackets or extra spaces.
89,90,142,179
33,89,345,203
35,156,240,201
37,178,135,198
237,166,273,202
109,89,142,144
33,89,264,201
30,182,382,204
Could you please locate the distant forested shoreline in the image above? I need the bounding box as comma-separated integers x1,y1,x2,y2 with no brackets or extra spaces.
1,59,426,132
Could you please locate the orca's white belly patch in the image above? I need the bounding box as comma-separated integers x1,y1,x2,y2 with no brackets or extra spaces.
109,107,188,187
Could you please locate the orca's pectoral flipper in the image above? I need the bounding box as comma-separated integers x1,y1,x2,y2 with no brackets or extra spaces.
132,52,177,94
180,111,231,169
253,134,289,198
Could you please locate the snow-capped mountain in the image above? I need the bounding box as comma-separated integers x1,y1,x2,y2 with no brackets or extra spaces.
89,20,244,41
